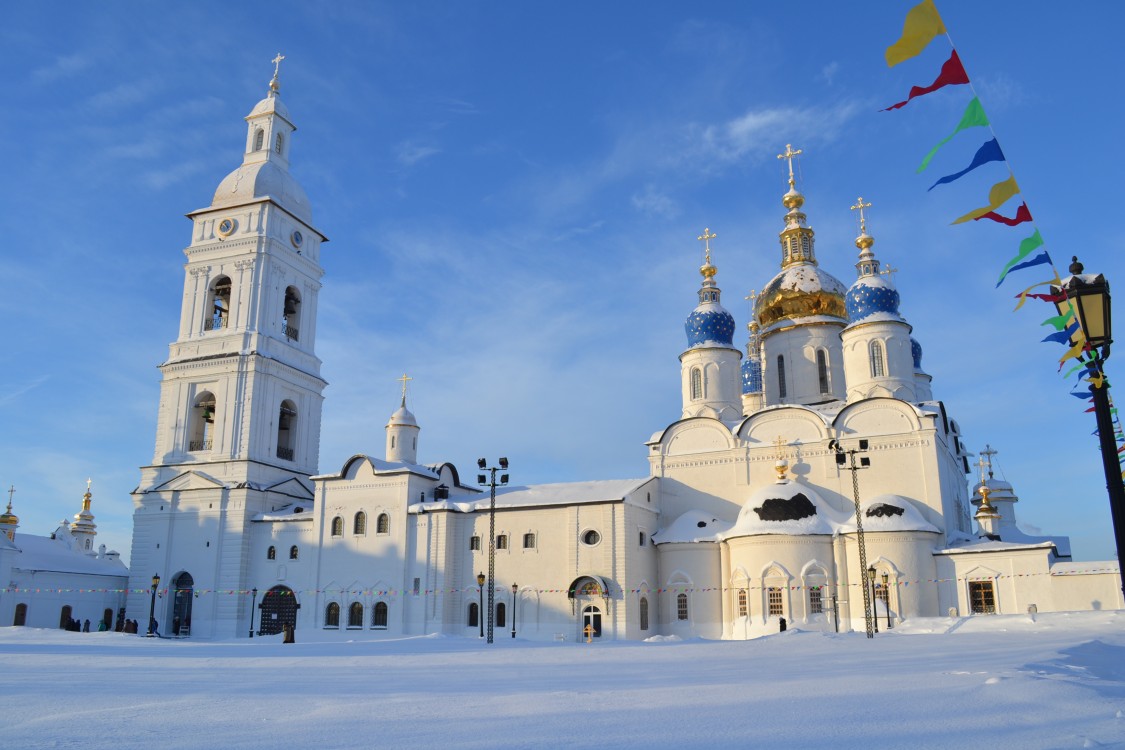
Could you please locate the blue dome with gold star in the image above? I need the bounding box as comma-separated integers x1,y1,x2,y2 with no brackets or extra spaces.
685,304,736,348
741,356,762,394
845,275,903,325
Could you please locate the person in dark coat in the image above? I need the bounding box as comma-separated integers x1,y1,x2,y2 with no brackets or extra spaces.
779,617,787,632
282,622,295,644
83,619,90,632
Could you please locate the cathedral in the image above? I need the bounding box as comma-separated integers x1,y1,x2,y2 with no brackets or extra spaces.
120,67,1121,642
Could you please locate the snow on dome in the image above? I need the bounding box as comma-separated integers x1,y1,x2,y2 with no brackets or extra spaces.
684,305,736,348
211,160,312,223
722,480,839,538
741,356,762,394
387,404,418,427
248,93,292,124
652,510,732,544
755,265,848,329
839,495,940,534
845,275,904,326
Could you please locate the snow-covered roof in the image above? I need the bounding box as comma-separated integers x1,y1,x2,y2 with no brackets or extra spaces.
9,534,128,578
652,510,732,544
252,502,316,523
313,454,440,481
408,478,652,514
838,495,941,534
1050,561,1119,576
721,479,841,538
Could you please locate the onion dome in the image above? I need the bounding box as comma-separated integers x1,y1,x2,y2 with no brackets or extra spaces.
72,480,97,535
844,198,905,327
741,322,763,394
910,337,923,369
0,498,17,527
724,478,836,537
684,229,737,348
840,495,940,534
754,145,848,329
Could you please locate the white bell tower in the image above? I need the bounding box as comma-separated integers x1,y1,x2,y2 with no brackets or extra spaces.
127,57,329,638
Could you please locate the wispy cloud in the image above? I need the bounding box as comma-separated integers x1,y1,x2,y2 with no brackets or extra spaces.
32,53,90,84
631,184,679,218
396,141,441,166
87,79,158,111
821,61,840,85
0,375,51,407
141,159,210,190
694,101,863,165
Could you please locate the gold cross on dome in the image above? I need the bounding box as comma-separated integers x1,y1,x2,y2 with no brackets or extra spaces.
271,53,286,79
980,444,998,479
976,455,988,484
777,144,803,188
773,435,788,459
697,228,717,266
850,197,872,235
880,264,899,283
6,485,13,504
397,373,413,402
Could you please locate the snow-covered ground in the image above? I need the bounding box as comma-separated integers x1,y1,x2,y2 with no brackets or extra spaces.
3,612,1124,749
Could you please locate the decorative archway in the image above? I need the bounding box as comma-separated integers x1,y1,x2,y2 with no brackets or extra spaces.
259,585,299,635
171,571,194,636
568,575,611,639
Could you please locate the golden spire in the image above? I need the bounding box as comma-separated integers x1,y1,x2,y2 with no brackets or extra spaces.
850,196,875,252
772,436,790,481
697,228,718,278
0,486,16,530
269,53,285,94
976,484,999,519
778,144,803,190
82,478,93,512
396,373,413,407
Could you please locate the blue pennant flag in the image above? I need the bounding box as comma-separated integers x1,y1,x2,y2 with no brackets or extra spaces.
929,138,1005,191
1043,322,1080,345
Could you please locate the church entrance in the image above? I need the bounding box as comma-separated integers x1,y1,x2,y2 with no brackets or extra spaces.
171,572,194,636
259,586,298,636
582,606,602,638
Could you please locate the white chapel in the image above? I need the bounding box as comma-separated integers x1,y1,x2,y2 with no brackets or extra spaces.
122,67,1122,642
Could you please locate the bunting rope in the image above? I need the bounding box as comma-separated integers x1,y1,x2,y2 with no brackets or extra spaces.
883,0,1124,476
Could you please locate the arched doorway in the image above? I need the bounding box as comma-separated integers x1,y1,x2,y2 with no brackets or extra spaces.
59,605,72,629
13,603,27,626
568,575,610,640
259,586,299,635
171,572,194,636
583,606,602,638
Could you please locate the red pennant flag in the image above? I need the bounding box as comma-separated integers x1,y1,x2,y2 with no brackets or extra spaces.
1019,290,1067,304
975,202,1033,226
882,50,970,111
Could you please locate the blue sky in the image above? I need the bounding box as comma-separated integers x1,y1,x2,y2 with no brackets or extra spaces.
1,1,1121,564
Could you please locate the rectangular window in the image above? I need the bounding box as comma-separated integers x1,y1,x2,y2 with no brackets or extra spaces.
522,533,535,549
969,581,996,614
496,534,508,550
469,535,480,551
676,593,689,621
638,531,646,546
737,590,748,618
768,587,783,616
809,587,823,615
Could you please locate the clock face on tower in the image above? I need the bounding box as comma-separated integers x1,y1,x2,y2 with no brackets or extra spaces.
217,218,236,238
291,230,304,249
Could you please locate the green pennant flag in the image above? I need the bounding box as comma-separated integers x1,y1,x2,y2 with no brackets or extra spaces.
1041,310,1075,331
918,97,990,173
997,230,1045,286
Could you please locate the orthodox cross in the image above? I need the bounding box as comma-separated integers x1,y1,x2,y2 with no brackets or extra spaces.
976,455,989,484
850,197,872,235
86,478,92,492
397,373,413,403
773,435,788,461
271,53,286,79
6,485,13,506
777,144,802,188
980,444,998,479
744,288,758,320
697,228,717,266
879,264,900,283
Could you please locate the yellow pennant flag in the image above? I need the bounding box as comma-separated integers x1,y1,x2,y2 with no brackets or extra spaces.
1012,275,1061,312
952,175,1020,224
886,0,947,68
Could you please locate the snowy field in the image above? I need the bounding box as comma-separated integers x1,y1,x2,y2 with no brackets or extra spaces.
3,612,1124,749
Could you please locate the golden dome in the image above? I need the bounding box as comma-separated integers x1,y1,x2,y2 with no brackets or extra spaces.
0,502,17,527
783,188,804,210
700,262,717,279
755,265,848,328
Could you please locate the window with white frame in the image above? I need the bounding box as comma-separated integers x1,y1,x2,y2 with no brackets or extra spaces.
372,602,388,629
817,349,830,394
809,586,824,614
690,367,703,400
522,532,535,549
768,587,783,616
870,340,886,378
737,589,749,618
639,597,649,631
676,593,689,621
469,535,481,551
347,602,363,628
777,355,787,398
324,602,340,628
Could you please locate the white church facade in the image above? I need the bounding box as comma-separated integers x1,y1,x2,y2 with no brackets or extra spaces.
122,68,1122,642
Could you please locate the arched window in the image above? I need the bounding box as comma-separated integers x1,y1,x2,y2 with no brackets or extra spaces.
348,602,364,628
372,602,388,629
205,276,231,331
467,602,479,627
496,534,508,550
376,513,389,534
816,349,830,394
267,545,276,560
676,593,689,621
254,128,265,151
737,589,749,617
353,511,367,535
690,367,703,400
469,535,481,551
331,517,343,537
870,340,886,378
189,391,216,452
289,545,299,560
496,602,506,628
809,586,824,614
275,133,284,154
276,400,297,461
13,603,27,627
282,286,301,341
777,355,787,399
522,532,536,549
767,587,783,616
639,597,649,631
324,602,340,628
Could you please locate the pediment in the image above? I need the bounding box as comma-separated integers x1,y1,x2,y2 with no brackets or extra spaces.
150,471,229,493
265,477,314,499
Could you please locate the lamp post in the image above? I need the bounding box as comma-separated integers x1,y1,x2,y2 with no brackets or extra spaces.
249,587,258,638
511,583,518,639
829,439,874,638
477,458,510,644
867,567,879,634
882,572,892,630
146,573,160,637
476,572,485,639
1053,257,1125,602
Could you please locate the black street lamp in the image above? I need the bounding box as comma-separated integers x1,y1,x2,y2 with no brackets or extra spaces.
881,572,892,630
511,583,517,639
829,439,874,639
146,573,160,637
476,572,485,639
867,567,879,634
249,587,258,638
1053,257,1125,602
477,458,509,644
